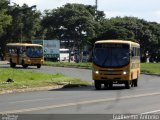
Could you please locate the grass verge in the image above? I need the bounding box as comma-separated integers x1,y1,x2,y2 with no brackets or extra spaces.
141,63,160,75
45,61,160,75
44,61,92,69
0,68,90,93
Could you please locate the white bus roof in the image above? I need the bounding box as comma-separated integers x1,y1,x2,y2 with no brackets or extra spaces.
60,48,69,51
6,43,43,47
95,40,140,46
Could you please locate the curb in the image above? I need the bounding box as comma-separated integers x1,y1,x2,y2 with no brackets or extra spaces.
0,61,9,65
0,85,63,95
141,73,160,77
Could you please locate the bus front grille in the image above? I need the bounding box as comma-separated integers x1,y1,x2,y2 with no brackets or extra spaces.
101,77,121,80
30,58,41,63
100,70,123,75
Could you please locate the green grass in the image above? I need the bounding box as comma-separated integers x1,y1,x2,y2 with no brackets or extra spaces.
45,61,160,75
141,63,160,75
1,62,159,93
0,68,90,92
44,61,92,69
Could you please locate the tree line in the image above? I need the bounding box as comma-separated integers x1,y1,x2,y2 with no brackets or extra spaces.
0,0,160,62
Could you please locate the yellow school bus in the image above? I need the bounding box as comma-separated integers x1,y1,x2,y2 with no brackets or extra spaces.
92,40,140,89
5,43,44,68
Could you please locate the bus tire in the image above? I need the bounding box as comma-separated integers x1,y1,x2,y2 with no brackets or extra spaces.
22,64,28,68
108,83,113,88
133,78,138,87
125,81,131,89
10,60,16,68
22,60,28,68
104,83,109,88
94,81,101,90
37,64,41,68
10,63,16,68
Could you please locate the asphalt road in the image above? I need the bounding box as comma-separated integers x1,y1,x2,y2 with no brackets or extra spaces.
0,63,160,117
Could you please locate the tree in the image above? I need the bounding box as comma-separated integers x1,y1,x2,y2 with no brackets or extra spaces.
0,0,12,55
7,3,42,42
42,3,105,61
0,2,42,54
1,2,160,62
0,0,12,36
97,26,134,40
94,16,160,61
42,4,103,45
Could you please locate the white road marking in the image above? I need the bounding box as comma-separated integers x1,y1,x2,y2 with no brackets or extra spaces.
1,88,158,105
0,92,160,114
142,109,160,114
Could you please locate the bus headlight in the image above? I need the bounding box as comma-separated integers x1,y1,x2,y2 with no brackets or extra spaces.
95,70,99,74
27,59,31,62
93,68,99,74
123,71,127,75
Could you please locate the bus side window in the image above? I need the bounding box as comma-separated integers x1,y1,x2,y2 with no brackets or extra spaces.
19,47,23,54
11,49,15,54
131,50,134,57
8,48,11,54
134,47,136,56
131,47,140,57
131,48,135,57
131,47,136,57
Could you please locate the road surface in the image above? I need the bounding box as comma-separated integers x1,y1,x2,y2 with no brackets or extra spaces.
0,63,160,118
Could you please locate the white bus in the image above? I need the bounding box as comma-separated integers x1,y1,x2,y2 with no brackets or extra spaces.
59,48,69,61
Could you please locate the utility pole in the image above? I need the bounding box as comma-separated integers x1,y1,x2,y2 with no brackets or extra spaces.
95,0,98,12
95,0,98,21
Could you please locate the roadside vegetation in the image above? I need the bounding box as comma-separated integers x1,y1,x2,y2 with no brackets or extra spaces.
0,68,90,93
141,63,160,75
44,61,92,69
1,1,160,62
0,62,159,93
45,61,160,75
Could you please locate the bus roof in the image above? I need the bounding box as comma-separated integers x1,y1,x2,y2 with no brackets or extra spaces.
6,43,42,47
95,40,140,46
60,48,69,51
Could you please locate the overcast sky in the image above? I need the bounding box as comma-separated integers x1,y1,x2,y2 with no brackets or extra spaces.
10,0,160,23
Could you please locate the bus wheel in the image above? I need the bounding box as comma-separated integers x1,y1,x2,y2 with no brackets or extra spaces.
133,78,138,87
37,64,41,68
104,83,109,88
108,83,113,88
94,81,101,90
22,64,28,68
10,63,16,68
125,81,131,89
22,60,28,68
10,60,16,68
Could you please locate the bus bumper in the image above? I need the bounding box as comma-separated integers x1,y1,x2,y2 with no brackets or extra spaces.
24,58,44,65
93,74,130,82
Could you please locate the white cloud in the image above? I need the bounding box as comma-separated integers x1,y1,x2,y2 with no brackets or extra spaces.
36,0,95,11
104,10,160,23
105,11,129,18
10,0,160,23
154,10,160,16
104,11,141,19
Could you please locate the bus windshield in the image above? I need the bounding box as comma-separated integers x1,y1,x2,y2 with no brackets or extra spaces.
26,46,43,58
93,43,130,67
